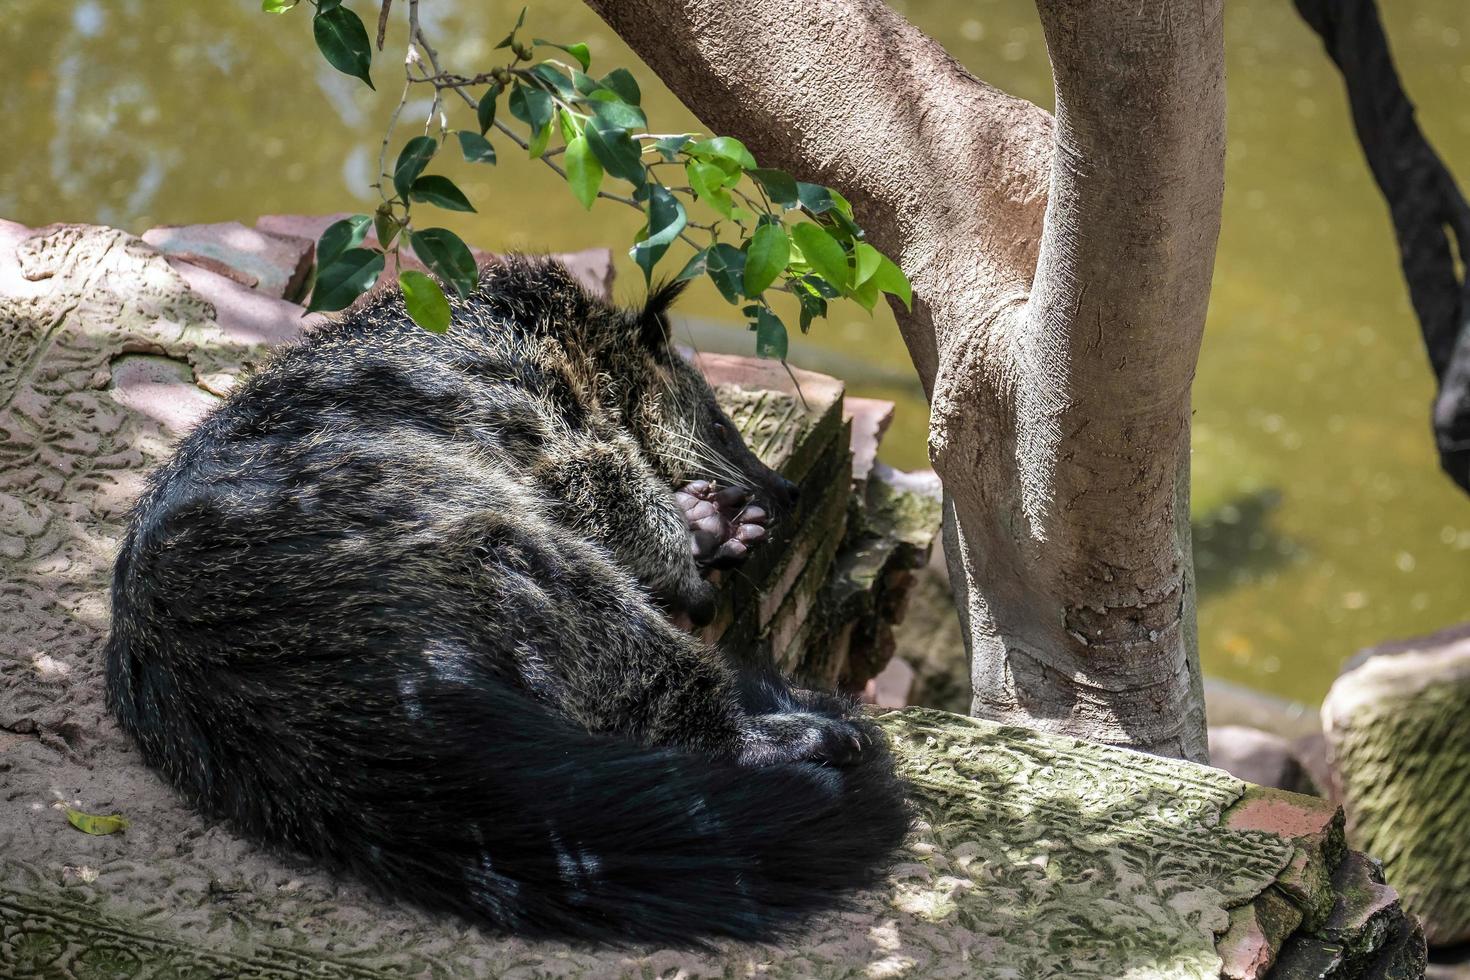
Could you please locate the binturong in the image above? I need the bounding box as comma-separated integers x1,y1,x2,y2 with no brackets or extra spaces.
104,257,910,946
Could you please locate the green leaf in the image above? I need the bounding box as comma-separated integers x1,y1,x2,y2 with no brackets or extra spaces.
797,272,841,299
742,223,789,296
564,135,602,210
793,278,828,333
508,84,553,137
557,108,580,144
527,121,552,159
653,135,690,162
261,0,298,12
796,181,836,214
821,187,862,239
600,68,641,106
587,99,647,134
392,136,437,200
675,248,708,282
585,124,644,184
477,81,502,135
316,0,341,10
572,70,600,96
457,131,497,165
686,160,732,218
705,243,746,303
688,136,757,172
410,228,478,299
852,242,881,287
870,251,913,310
532,39,591,72
754,307,788,360
409,174,476,212
750,168,799,208
312,5,373,89
308,247,384,312
529,62,576,99
399,270,452,333
63,806,130,835
373,203,401,250
828,187,855,218
791,223,850,291
494,5,527,49
316,214,371,268
631,184,686,283
851,276,880,311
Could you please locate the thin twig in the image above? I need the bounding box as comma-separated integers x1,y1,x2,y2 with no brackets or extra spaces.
376,75,413,204
399,6,706,252
376,0,392,51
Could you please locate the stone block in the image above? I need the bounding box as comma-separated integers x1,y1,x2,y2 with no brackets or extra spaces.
142,221,313,301
1272,852,1427,979
1218,887,1304,980
843,395,894,485
1324,622,1470,946
1209,725,1320,796
1224,785,1345,932
864,656,915,709
1204,677,1323,741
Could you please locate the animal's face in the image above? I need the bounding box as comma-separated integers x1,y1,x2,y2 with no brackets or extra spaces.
619,290,798,518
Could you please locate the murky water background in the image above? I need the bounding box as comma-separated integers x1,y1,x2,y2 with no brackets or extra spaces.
5,0,1468,703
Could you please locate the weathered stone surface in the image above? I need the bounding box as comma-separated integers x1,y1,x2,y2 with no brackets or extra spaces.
1271,852,1428,979
844,395,894,485
802,462,943,689
687,350,851,672
1218,887,1303,980
1318,853,1403,963
141,221,313,301
865,655,916,709
1224,786,1345,934
1323,623,1470,946
1210,725,1320,797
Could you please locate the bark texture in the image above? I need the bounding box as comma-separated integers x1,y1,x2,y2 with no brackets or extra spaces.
586,0,1224,761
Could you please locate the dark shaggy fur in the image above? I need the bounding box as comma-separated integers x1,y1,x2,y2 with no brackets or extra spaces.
104,257,910,946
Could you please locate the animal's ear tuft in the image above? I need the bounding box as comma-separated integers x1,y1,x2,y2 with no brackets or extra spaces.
639,279,688,351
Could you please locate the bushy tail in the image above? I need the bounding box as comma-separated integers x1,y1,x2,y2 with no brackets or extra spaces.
107,654,910,946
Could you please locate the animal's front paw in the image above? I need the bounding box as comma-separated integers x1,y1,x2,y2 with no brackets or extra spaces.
675,480,768,570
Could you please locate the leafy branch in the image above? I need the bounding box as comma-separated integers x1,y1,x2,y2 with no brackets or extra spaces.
263,0,912,353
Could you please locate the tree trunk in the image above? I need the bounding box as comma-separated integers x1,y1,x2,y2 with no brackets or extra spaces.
586,0,1224,761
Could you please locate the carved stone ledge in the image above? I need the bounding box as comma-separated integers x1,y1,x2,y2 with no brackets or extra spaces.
0,220,1420,978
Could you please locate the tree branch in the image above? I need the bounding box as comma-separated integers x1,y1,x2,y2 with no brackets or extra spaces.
1294,0,1470,493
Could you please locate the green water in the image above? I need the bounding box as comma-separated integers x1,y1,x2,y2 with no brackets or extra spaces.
4,0,1467,704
